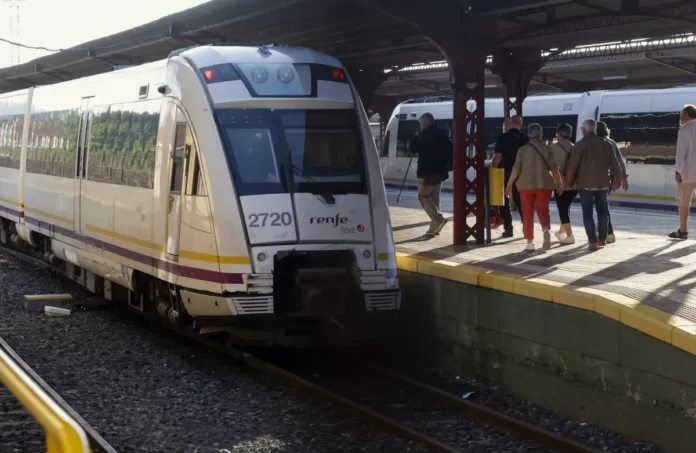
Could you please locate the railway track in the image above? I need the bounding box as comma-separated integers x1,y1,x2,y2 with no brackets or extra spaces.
184,333,603,453
0,334,117,453
1,244,602,453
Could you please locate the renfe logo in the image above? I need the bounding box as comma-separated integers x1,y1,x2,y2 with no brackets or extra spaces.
310,214,348,227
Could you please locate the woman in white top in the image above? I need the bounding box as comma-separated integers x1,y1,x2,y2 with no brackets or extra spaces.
551,123,578,245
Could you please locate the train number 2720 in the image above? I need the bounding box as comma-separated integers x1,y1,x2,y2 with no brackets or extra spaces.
248,212,293,227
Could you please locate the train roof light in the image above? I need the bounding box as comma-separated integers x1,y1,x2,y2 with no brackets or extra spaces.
199,64,241,84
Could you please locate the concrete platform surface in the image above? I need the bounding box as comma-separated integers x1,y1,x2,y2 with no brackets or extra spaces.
388,189,696,356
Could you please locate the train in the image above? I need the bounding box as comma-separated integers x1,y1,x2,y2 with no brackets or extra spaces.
380,87,696,211
0,44,400,348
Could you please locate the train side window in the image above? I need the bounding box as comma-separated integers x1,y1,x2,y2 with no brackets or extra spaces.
184,126,207,196
170,123,187,193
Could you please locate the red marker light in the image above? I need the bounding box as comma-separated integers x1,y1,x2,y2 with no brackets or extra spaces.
332,69,345,80
204,69,214,81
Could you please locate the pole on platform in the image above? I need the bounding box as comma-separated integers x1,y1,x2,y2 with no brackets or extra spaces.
485,166,491,244
396,153,415,204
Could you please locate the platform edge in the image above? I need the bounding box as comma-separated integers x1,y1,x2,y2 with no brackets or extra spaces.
397,254,696,356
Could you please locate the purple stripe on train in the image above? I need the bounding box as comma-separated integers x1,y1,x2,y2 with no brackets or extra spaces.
23,216,244,284
0,204,21,218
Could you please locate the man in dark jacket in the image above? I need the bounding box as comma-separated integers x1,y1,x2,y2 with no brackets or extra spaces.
565,119,622,251
410,113,451,236
493,115,528,238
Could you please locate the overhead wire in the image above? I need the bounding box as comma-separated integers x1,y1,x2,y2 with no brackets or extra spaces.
0,35,121,53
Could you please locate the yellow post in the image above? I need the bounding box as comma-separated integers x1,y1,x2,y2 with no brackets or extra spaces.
0,345,91,453
488,167,505,207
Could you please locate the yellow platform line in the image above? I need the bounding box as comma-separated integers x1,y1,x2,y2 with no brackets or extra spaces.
395,252,696,356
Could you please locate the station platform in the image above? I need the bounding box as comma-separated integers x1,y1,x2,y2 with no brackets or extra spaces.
388,189,696,356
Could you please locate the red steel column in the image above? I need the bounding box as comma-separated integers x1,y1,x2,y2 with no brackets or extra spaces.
368,1,499,245
451,56,487,245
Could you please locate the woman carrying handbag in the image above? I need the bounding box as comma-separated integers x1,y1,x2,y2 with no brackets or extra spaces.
505,124,565,251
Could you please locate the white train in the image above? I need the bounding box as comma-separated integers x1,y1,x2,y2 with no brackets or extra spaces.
381,87,696,211
0,45,400,347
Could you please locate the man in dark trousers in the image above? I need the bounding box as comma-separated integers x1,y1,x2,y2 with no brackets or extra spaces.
410,113,451,237
493,115,527,238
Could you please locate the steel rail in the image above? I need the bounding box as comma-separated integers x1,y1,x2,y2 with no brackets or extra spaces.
359,360,603,453
175,328,463,453
0,337,117,453
0,245,115,453
0,242,600,453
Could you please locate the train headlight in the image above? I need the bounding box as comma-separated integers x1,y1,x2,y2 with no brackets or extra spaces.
277,66,295,84
251,66,268,84
362,250,371,259
257,252,267,262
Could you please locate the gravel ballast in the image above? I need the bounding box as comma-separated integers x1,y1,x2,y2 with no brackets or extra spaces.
0,253,429,453
386,363,667,453
0,249,667,452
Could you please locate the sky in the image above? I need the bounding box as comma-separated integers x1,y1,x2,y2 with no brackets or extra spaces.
0,0,210,68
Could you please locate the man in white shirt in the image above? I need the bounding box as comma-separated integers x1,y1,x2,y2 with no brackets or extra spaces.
670,104,696,239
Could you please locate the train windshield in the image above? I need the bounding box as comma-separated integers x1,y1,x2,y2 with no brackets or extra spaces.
216,109,367,196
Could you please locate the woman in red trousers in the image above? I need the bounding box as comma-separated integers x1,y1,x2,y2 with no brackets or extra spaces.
505,123,564,252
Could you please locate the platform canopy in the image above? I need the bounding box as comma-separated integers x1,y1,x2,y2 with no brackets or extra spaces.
1,0,695,99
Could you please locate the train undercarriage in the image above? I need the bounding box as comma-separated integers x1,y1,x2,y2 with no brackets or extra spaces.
2,219,400,349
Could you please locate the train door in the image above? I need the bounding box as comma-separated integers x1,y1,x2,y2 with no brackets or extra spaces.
165,109,189,261
73,97,92,234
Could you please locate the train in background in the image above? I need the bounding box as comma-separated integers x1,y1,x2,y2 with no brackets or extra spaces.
379,87,696,211
0,44,400,348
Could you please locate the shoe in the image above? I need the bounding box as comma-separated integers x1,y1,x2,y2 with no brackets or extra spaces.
434,218,448,234
502,230,513,238
525,242,536,251
554,231,566,241
598,240,607,247
588,243,599,251
560,235,575,245
543,230,551,250
668,230,688,240
607,234,616,244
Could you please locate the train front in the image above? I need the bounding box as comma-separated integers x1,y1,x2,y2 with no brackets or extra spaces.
180,45,400,347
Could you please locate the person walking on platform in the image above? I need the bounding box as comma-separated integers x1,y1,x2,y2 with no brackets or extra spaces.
493,115,527,238
669,105,696,240
565,119,622,251
409,112,451,237
505,123,564,252
597,121,629,244
551,123,578,245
